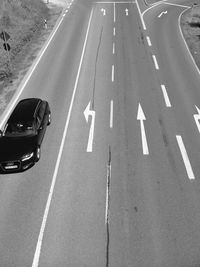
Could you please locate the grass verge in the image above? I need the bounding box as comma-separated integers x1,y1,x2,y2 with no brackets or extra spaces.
180,5,200,71
0,0,65,112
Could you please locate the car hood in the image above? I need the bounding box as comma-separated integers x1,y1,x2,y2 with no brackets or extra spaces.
0,135,37,161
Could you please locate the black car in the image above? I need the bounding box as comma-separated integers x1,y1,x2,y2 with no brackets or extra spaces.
0,98,51,173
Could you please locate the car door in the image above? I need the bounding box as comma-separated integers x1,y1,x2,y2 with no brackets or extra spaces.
36,101,47,145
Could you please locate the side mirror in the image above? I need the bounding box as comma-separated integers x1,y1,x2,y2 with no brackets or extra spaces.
0,130,3,137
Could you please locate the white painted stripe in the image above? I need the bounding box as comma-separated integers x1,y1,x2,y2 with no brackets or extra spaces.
152,54,159,70
161,84,171,107
112,65,115,82
31,9,94,267
113,27,116,36
114,2,116,22
176,135,195,180
110,100,113,128
146,36,152,46
113,42,115,54
135,0,146,30
164,2,189,8
96,1,135,3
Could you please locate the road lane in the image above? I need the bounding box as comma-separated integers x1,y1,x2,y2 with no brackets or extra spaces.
34,3,115,266
145,3,200,177
142,2,200,265
107,2,200,266
1,0,200,266
34,2,200,266
0,2,96,266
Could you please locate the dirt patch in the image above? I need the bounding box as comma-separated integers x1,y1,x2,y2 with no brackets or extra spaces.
180,5,200,71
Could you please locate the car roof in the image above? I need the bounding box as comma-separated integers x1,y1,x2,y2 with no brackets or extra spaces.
8,98,42,123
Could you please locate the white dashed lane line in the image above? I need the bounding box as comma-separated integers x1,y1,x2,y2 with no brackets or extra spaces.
152,54,159,70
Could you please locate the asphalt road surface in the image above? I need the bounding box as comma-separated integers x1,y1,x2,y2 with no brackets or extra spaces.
0,0,200,266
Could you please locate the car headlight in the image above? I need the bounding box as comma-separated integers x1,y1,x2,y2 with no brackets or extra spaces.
21,152,34,161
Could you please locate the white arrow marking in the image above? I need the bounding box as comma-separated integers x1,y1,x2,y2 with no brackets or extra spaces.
125,8,129,16
176,135,195,180
137,103,149,155
101,8,106,16
158,10,167,18
194,105,200,133
84,102,96,152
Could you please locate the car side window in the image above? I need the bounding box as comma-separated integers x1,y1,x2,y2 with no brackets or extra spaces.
36,102,46,128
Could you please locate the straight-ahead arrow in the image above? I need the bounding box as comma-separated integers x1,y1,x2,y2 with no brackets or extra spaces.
101,8,106,16
84,101,96,152
194,105,200,133
125,8,129,16
137,103,149,155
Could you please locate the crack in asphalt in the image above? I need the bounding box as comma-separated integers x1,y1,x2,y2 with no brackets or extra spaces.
106,145,111,267
92,26,103,110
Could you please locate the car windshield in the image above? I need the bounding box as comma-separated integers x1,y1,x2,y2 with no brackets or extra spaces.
4,122,35,137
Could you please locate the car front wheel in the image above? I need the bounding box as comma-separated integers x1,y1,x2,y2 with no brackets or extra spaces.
35,146,41,162
47,112,51,126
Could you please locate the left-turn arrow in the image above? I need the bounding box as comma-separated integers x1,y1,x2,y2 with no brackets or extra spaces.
84,101,96,152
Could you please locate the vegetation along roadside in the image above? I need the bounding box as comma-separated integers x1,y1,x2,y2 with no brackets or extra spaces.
0,0,67,112
180,3,200,72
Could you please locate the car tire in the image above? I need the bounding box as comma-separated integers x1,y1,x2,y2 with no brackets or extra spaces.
47,112,51,126
35,146,41,162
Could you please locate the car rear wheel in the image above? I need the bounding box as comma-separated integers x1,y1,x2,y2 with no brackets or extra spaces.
35,146,41,162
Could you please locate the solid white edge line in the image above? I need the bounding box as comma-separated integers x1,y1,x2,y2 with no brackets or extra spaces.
161,84,171,107
152,54,159,70
110,100,113,128
0,11,66,130
135,0,146,30
146,36,152,46
164,2,190,9
31,8,94,267
176,135,195,180
96,1,135,3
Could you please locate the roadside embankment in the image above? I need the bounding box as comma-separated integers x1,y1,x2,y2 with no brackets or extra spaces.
180,4,200,71
0,0,68,110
